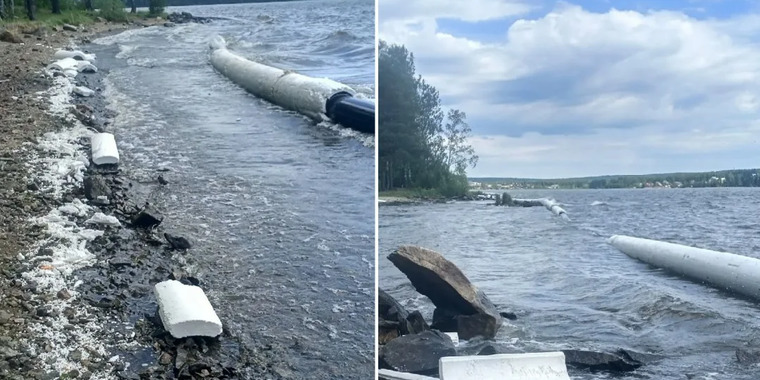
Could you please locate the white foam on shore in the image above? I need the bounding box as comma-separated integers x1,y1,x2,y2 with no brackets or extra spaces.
16,68,120,379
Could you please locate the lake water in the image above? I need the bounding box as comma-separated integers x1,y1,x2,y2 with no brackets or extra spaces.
380,188,760,379
89,1,375,377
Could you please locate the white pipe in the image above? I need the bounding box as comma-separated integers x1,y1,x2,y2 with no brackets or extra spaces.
91,133,119,166
209,36,355,121
439,352,571,380
550,205,566,216
154,280,223,338
54,49,96,62
608,235,760,300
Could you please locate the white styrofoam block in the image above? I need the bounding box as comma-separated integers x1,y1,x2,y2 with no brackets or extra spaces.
154,280,222,338
76,61,98,73
378,369,437,380
85,212,120,227
609,235,760,300
91,133,119,166
54,49,96,62
444,332,459,346
73,86,95,97
440,352,571,380
49,57,78,71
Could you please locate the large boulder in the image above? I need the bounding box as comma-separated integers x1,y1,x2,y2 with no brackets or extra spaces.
388,246,502,339
379,330,456,375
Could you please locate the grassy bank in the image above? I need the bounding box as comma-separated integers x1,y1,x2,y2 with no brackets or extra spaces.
0,4,166,29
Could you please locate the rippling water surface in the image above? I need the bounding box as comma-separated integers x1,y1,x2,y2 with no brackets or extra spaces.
380,188,760,379
88,1,375,377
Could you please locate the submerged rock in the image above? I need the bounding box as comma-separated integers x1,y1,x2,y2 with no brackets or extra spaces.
388,246,502,339
563,349,643,372
131,205,163,228
736,348,760,365
164,233,191,250
379,330,456,375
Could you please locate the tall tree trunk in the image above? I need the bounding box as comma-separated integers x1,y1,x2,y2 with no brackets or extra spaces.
0,0,5,21
25,0,35,20
84,0,92,11
51,0,60,14
130,0,136,13
10,0,14,18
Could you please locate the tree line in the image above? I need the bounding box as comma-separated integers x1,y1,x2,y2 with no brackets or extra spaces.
378,41,478,197
473,168,760,189
0,0,165,21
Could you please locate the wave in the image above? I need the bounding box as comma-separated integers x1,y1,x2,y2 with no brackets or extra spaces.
591,200,608,206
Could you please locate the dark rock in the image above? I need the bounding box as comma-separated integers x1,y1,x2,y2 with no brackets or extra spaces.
499,311,517,320
615,348,663,364
736,349,760,365
83,175,111,201
431,307,458,332
378,288,413,342
56,289,71,300
62,24,78,32
379,330,456,375
563,349,643,372
406,311,429,334
163,22,175,27
456,313,501,340
167,12,211,24
159,352,172,365
0,30,23,44
164,233,191,250
388,246,502,339
36,306,50,317
131,205,163,228
109,256,133,268
157,175,168,185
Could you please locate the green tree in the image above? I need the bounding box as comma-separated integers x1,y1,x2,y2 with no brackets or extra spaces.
378,40,478,197
149,0,165,15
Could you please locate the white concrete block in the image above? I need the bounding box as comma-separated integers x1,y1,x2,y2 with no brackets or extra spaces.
378,369,437,380
439,352,571,380
154,280,222,338
444,332,459,346
91,133,119,166
73,86,95,97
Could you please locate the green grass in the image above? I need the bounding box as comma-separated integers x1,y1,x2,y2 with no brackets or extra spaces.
0,7,167,28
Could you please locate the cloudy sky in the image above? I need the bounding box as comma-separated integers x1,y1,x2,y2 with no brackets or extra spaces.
379,0,760,178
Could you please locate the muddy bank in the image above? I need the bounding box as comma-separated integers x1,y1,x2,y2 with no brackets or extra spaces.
0,21,291,380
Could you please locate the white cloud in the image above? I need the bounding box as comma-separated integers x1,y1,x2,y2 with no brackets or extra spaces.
379,2,760,175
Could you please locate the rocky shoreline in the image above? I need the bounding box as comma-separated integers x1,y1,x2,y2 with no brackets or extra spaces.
378,245,655,378
1,20,289,380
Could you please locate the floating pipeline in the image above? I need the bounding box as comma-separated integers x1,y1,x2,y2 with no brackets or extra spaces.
326,91,375,134
209,36,375,134
608,235,760,301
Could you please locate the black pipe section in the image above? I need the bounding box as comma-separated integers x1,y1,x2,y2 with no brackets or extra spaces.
326,91,375,134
